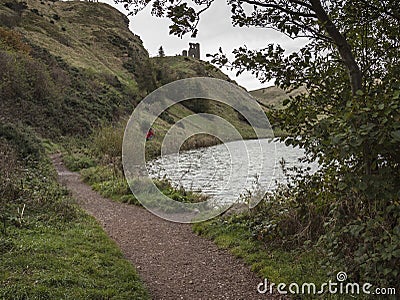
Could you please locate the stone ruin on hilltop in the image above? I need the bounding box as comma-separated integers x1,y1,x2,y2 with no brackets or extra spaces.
182,43,200,59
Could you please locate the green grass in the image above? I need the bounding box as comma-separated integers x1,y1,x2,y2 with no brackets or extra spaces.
0,215,149,300
79,165,207,208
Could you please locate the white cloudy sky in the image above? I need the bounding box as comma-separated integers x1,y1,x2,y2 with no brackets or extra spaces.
102,1,308,91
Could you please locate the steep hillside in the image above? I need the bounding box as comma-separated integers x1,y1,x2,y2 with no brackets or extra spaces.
9,0,151,89
0,0,154,137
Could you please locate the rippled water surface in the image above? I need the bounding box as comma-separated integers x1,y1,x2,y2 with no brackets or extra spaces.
147,139,312,204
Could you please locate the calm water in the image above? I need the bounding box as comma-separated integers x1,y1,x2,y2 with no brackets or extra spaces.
147,139,312,204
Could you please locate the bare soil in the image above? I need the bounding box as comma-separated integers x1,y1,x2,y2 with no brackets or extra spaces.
52,154,278,300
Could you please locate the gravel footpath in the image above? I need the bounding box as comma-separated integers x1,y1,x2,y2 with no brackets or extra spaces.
52,154,278,300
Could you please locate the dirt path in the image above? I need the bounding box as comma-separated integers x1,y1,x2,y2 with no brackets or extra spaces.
52,154,275,300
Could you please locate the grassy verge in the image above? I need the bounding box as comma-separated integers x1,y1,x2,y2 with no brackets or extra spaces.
192,212,384,299
193,215,327,288
1,215,149,299
79,165,207,208
0,124,149,299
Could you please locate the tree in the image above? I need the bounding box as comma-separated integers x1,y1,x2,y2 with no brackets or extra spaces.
158,45,165,57
119,0,400,288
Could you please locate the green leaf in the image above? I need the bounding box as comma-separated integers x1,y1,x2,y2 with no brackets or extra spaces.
355,90,364,96
282,98,290,106
337,182,347,191
383,268,392,275
358,181,368,191
392,249,400,258
391,130,400,142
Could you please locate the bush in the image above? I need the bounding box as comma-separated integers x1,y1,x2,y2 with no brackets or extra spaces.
0,27,31,53
159,111,174,124
0,123,43,161
0,123,77,231
4,1,27,15
0,14,21,28
30,8,39,15
91,122,124,160
81,166,119,186
63,152,96,172
92,179,130,199
0,137,22,206
181,98,210,113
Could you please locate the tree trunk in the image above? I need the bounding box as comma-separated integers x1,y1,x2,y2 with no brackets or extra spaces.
309,0,363,96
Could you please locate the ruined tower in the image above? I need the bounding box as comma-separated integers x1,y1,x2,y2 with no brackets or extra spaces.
182,43,200,59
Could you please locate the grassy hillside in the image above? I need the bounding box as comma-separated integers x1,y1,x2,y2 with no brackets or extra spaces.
250,85,307,109
0,0,154,137
152,55,233,84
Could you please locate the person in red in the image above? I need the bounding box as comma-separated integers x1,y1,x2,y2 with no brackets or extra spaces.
146,128,155,140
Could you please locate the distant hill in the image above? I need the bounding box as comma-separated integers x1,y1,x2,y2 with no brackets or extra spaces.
250,85,307,109
149,56,261,142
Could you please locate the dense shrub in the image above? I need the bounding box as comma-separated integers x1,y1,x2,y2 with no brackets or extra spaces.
0,137,21,206
180,98,210,114
123,57,157,94
0,123,43,161
3,1,27,15
91,121,124,160
0,27,30,53
63,152,96,172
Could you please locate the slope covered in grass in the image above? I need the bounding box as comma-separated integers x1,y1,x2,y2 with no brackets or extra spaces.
0,0,152,137
250,85,307,109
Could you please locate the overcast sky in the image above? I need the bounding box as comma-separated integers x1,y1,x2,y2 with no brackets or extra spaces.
102,1,307,91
